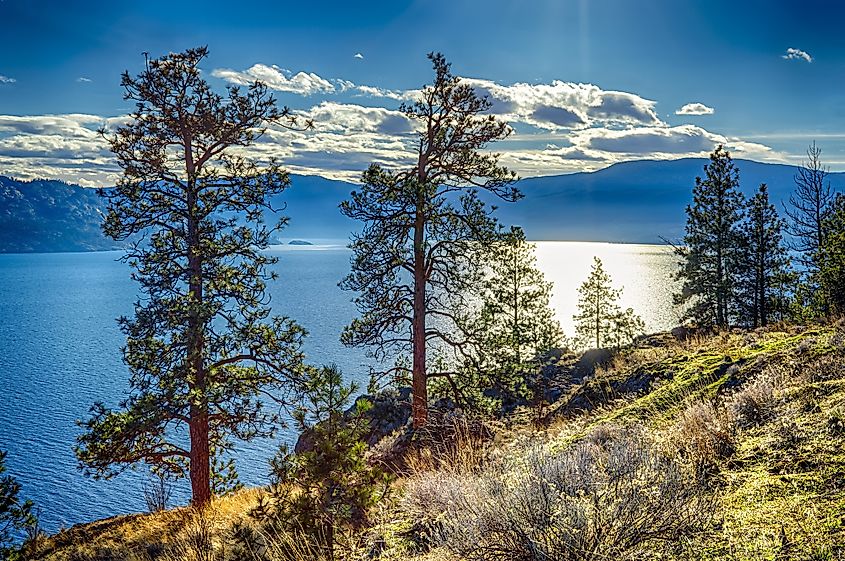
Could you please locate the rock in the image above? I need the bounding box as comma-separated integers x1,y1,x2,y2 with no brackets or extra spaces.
294,387,412,453
671,326,691,340
571,348,613,380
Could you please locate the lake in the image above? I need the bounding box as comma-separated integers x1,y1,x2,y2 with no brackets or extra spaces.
0,241,679,531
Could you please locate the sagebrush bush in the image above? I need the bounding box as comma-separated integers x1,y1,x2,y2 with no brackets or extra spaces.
725,377,776,428
671,400,735,477
403,425,713,561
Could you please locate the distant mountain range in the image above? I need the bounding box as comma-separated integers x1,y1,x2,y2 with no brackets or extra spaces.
0,176,115,253
1,159,844,253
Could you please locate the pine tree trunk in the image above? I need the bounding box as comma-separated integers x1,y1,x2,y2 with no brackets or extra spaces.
325,520,335,561
411,203,428,428
189,408,211,507
186,176,211,507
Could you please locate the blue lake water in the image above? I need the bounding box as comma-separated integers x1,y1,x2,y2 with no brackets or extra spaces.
0,241,678,531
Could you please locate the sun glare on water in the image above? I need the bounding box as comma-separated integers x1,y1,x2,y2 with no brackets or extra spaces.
533,241,682,338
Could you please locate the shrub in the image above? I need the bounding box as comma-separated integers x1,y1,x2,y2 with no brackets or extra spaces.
671,400,735,477
725,377,776,428
404,413,494,475
403,425,713,560
827,407,845,435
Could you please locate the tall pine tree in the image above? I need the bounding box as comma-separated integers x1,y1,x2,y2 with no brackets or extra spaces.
75,47,307,507
784,142,837,317
784,142,835,271
340,53,519,428
674,145,746,328
737,184,789,327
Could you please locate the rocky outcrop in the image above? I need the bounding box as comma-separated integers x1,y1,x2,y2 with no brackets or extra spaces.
294,387,413,453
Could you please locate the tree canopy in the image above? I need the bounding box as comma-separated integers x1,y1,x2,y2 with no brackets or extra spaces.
340,52,519,428
75,47,308,507
674,146,745,328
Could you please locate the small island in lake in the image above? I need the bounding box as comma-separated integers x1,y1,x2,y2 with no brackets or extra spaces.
287,240,314,246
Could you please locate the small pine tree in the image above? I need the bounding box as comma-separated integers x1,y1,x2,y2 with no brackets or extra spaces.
736,184,790,327
573,257,643,349
250,365,387,560
473,226,564,401
674,145,746,328
817,194,845,317
0,450,36,559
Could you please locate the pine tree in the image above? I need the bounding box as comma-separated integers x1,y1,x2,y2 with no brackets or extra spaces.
737,184,790,327
474,227,563,399
0,450,36,559
784,142,835,272
340,53,519,428
784,143,837,317
573,257,643,349
247,365,386,560
817,194,845,317
75,47,308,507
674,145,746,328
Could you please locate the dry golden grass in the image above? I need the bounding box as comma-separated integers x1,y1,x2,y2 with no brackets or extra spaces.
29,488,264,561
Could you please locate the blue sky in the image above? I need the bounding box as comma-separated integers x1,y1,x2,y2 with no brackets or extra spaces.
0,0,843,185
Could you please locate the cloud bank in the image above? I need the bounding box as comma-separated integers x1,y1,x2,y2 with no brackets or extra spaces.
0,64,789,186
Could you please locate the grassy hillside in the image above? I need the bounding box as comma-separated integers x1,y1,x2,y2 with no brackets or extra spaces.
27,324,845,561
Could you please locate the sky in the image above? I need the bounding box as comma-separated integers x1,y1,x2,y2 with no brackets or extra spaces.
0,0,843,186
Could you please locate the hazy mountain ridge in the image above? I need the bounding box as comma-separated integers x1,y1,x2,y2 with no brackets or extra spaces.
1,159,843,252
497,158,845,243
0,177,117,253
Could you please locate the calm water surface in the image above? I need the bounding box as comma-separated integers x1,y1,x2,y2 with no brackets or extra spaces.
0,241,679,531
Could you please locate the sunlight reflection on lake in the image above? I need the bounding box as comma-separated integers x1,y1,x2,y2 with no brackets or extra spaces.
533,242,682,338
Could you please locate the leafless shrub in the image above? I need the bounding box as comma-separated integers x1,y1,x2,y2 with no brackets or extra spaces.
827,407,845,435
774,417,805,450
671,400,735,476
143,469,173,513
403,425,713,561
796,338,815,354
808,353,845,383
724,377,776,428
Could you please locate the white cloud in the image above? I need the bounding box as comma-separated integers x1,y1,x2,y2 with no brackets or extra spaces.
353,53,364,60
462,78,663,131
209,63,663,134
76,77,92,83
0,114,104,138
354,84,419,101
0,114,117,185
211,64,335,95
783,48,813,63
675,102,714,116
0,75,16,84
